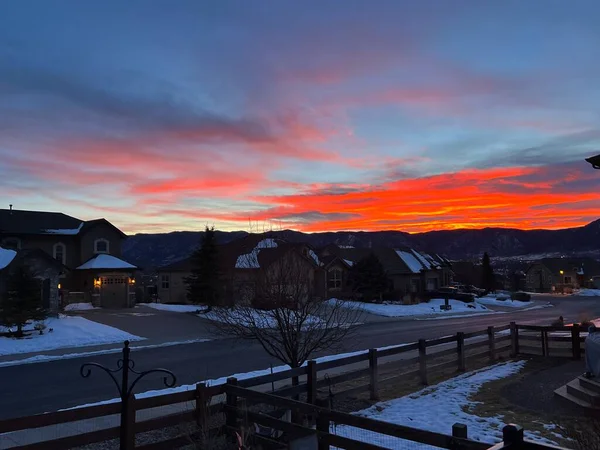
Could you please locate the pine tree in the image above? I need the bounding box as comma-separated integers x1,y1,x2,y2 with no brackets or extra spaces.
0,266,47,338
185,226,221,308
481,252,496,293
348,253,389,302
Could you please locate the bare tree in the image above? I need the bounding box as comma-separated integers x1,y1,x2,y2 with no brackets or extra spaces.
210,244,362,369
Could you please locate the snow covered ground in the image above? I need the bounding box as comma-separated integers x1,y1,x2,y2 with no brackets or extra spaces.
577,289,600,297
328,298,492,318
64,303,99,312
0,316,144,356
202,307,325,329
140,303,206,313
476,296,532,308
333,361,562,448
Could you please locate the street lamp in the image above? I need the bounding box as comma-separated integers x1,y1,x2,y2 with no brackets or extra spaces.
585,154,600,169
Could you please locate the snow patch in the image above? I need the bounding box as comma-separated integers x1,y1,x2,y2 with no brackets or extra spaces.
42,222,84,235
308,249,321,266
202,307,325,329
235,239,278,269
0,316,143,356
334,361,561,447
328,298,491,318
395,250,423,273
343,259,354,267
141,303,207,313
476,296,532,308
577,289,600,297
76,254,137,270
0,247,17,270
64,303,99,311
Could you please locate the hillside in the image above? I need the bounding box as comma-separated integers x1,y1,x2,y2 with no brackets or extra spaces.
122,219,600,270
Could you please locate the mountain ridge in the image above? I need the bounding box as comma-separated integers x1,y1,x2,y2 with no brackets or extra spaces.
122,219,600,270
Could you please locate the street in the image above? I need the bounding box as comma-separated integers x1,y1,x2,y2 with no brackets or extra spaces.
0,295,598,419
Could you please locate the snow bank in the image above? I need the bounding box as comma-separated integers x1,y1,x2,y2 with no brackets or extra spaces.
140,303,207,313
476,296,531,308
577,289,600,297
64,303,99,311
328,298,491,318
202,307,324,329
0,316,144,356
334,361,561,447
0,247,17,270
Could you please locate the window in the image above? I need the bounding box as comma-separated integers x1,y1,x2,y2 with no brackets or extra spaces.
564,276,573,284
426,277,438,291
2,237,21,250
161,274,170,289
94,238,109,254
410,279,420,293
53,242,66,265
328,268,342,290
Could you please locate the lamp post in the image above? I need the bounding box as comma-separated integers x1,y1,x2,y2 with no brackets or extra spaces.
80,341,176,450
585,154,600,169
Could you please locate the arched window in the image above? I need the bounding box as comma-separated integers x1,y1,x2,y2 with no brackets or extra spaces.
94,238,109,254
53,242,66,265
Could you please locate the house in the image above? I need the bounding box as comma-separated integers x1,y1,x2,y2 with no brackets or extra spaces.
156,234,326,307
319,245,453,303
0,247,67,312
525,257,600,293
0,207,137,308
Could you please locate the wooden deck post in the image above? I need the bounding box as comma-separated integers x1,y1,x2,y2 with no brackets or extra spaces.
457,332,465,372
418,339,428,385
316,398,330,450
452,423,468,439
487,326,496,361
572,324,581,360
195,382,207,428
124,395,136,450
510,322,519,357
368,348,379,400
307,360,318,404
502,424,524,445
225,377,238,429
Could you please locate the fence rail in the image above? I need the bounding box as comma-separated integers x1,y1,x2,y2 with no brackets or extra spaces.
0,321,581,450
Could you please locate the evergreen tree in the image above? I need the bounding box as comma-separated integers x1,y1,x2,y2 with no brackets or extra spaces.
0,266,47,337
185,226,221,308
481,252,496,293
348,253,389,302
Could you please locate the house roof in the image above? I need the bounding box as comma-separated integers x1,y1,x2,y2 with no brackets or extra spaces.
0,246,17,270
534,257,600,276
76,254,137,270
0,209,126,237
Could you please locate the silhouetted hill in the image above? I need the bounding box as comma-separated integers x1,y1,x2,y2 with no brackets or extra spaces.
122,219,600,270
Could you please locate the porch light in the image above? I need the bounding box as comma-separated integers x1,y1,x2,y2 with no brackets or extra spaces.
559,270,564,275
57,283,61,289
129,278,136,285
94,278,102,288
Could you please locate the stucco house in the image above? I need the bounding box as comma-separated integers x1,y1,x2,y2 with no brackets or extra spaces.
525,257,600,293
319,244,453,303
0,207,137,308
157,234,326,307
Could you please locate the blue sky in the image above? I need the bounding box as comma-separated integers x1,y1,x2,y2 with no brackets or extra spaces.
1,0,599,233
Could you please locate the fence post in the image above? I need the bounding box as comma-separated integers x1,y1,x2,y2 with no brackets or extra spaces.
510,322,519,357
418,339,428,385
487,326,496,361
502,424,524,445
457,332,465,372
124,395,136,450
541,330,547,357
316,398,330,450
225,377,238,429
195,383,207,428
369,348,379,400
307,360,318,404
452,423,468,439
572,323,581,360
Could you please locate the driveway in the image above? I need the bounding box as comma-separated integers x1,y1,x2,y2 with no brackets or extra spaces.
73,305,219,343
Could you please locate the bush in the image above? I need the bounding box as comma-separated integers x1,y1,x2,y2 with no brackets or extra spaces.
511,291,531,302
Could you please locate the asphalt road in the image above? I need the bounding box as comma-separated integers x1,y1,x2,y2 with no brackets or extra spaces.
1,295,598,419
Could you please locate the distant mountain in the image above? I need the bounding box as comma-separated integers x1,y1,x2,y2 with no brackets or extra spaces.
122,219,600,270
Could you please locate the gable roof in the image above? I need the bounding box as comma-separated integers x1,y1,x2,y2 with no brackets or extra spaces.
0,209,126,237
76,254,138,270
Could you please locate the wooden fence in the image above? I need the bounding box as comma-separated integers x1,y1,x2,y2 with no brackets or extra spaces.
0,322,580,450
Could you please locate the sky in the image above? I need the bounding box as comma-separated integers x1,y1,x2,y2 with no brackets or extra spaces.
1,1,599,234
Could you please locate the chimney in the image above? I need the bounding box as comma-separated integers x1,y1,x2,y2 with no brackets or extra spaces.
9,204,12,214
